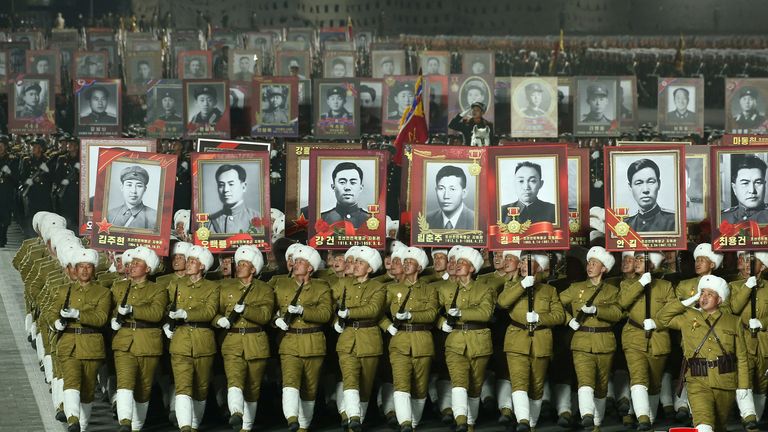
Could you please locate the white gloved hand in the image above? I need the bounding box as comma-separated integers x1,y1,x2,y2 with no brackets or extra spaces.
60,308,79,319
526,311,539,323
233,303,245,313
447,308,461,317
395,311,412,321
581,305,597,314
110,317,122,331
118,304,132,315
39,162,49,172
521,275,535,289
287,304,303,315
162,323,174,339
168,309,187,320
643,318,657,331
568,318,580,331
61,179,69,186
74,163,80,170
750,318,763,330
387,324,398,336
333,321,344,333
25,179,33,186
1,165,10,175
736,388,753,402
30,322,37,337
275,317,289,331
746,276,758,289
54,319,67,331
639,272,652,287
441,322,453,333
216,317,231,329
681,291,701,308
337,308,349,319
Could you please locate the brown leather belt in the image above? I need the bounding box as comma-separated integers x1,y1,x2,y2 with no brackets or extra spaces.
509,320,548,331
125,320,159,329
577,325,612,333
285,326,324,334
627,319,644,330
347,320,377,329
179,322,212,329
228,326,264,334
455,323,487,331
63,327,100,334
395,323,433,332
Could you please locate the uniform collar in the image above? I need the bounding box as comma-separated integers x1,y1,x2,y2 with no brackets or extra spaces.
333,202,362,216
636,204,660,218
222,201,246,216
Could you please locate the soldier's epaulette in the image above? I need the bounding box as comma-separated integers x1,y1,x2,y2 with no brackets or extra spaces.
722,206,737,213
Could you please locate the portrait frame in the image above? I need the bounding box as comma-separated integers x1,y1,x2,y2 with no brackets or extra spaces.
381,75,426,136
73,51,108,79
286,28,313,50
419,51,450,76
509,77,558,138
618,76,638,133
568,145,591,247
25,49,60,92
657,77,704,137
313,78,361,140
275,50,311,78
196,138,270,153
427,75,449,133
11,31,42,50
229,49,260,82
125,51,162,95
145,80,184,138
371,50,405,78
126,40,162,53
684,145,710,243
409,145,488,248
191,151,271,253
74,78,122,137
85,28,115,47
710,145,768,251
90,41,117,77
323,51,356,78
0,42,29,77
487,145,570,251
90,148,177,256
251,76,299,137
245,32,274,53
359,79,383,135
79,138,158,235
448,74,495,124
725,78,768,134
462,50,495,76
574,76,619,137
229,80,253,137
7,74,56,134
177,50,212,79
52,42,76,77
183,79,230,139
603,145,687,251
307,149,388,250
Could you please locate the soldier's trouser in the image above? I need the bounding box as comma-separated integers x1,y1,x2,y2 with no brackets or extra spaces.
114,351,159,403
281,354,324,400
446,351,490,397
624,348,667,395
60,356,101,403
573,351,613,398
506,352,550,400
390,351,432,399
747,354,768,394
223,354,267,401
171,354,214,401
339,352,379,402
687,378,733,432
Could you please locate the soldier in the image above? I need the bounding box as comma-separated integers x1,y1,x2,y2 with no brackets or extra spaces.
188,85,223,127
522,83,547,117
20,139,53,238
448,101,495,146
677,244,724,301
261,85,290,124
273,245,332,432
438,247,494,432
158,91,183,122
79,86,118,124
605,252,637,287
560,247,623,431
53,139,80,230
373,240,407,284
47,248,110,432
657,275,749,432
581,85,612,124
734,87,767,130
623,159,676,233
318,249,346,285
0,139,18,246
268,242,302,287
163,245,220,432
721,155,768,224
321,86,353,120
16,81,44,118
155,241,192,288
498,252,565,431
388,82,414,121
110,246,165,432
214,245,274,432
332,246,386,431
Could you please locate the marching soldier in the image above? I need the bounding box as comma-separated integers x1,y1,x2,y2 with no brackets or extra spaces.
214,245,274,432
0,139,18,246
19,139,54,237
268,242,302,287
155,242,193,288
110,246,165,432
658,275,749,432
605,252,637,287
497,252,565,431
52,139,80,230
422,249,448,283
373,240,407,284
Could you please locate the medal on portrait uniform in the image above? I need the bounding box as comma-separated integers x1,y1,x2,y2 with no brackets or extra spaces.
468,149,483,176
506,207,521,234
569,211,580,233
614,207,630,237
366,204,380,230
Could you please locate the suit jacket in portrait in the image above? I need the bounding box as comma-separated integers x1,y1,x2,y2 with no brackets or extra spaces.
426,206,475,230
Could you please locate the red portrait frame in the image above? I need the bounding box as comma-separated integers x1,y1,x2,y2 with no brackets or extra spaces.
177,50,212,79
251,76,299,138
568,145,591,247
74,78,122,137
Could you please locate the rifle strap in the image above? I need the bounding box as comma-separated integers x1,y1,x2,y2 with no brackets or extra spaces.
691,314,723,359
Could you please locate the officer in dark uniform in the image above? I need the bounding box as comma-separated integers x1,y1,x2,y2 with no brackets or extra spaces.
500,161,556,224
666,88,696,123
157,91,182,122
623,159,676,232
522,83,547,117
79,85,118,124
188,85,223,126
0,139,18,246
448,101,496,146
16,82,44,119
261,86,290,124
171,141,191,215
320,162,370,228
722,155,768,224
53,139,81,230
581,85,612,124
388,82,414,120
19,139,53,238
734,87,767,130
321,86,353,120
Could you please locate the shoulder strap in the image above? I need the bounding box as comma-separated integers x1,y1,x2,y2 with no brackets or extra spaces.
691,314,723,358
704,314,728,355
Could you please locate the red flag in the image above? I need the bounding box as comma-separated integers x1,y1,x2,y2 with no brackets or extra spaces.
393,70,429,165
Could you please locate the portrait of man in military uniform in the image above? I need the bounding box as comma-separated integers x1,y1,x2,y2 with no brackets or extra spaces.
206,163,263,234
425,164,476,230
78,84,118,125
319,161,371,228
522,82,547,117
372,50,405,78
461,79,489,113
423,56,443,75
721,154,768,224
326,57,352,78
232,54,256,81
622,158,676,232
580,83,613,124
732,87,767,131
499,160,557,224
15,80,45,119
76,55,104,78
260,85,290,125
187,84,224,127
320,86,353,120
106,164,158,231
667,87,696,123
156,89,182,122
133,60,153,84
32,56,51,74
387,81,414,121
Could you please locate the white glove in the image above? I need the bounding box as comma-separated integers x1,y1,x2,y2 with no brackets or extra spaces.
217,317,231,329
25,179,32,186
287,304,303,315
233,303,245,313
746,276,758,289
581,305,597,315
118,304,132,315
275,317,289,331
387,324,398,336
337,308,349,319
681,291,701,308
74,163,80,170
750,318,763,330
110,318,122,331
395,311,412,321
169,309,187,320
181,161,188,170
25,313,32,333
39,162,49,172
639,272,652,287
333,321,344,333
61,179,69,186
441,322,453,333
54,319,67,331
736,388,753,402
643,319,657,331
162,323,174,339
60,308,80,319
526,311,539,323
521,275,535,289
2,165,10,175
447,308,461,317
30,322,37,337
568,318,580,331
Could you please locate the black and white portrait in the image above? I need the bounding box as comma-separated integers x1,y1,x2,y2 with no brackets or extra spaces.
317,159,377,229
14,79,48,119
372,50,405,78
260,84,291,125
87,141,154,210
685,155,706,223
577,79,617,125
106,162,162,231
718,152,768,224
277,52,308,79
324,53,355,78
497,157,558,225
568,157,580,212
462,51,494,75
200,161,264,234
182,55,208,79
510,77,558,138
78,84,119,125
420,52,449,76
730,85,768,132
186,82,226,127
128,56,158,84
618,79,634,120
459,77,491,113
667,86,696,123
246,33,272,52
149,84,183,123
360,80,382,134
318,84,354,121
30,54,53,75
424,162,478,230
75,54,106,78
230,51,258,81
386,78,415,122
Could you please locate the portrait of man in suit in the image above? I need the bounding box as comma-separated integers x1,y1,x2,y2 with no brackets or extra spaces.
426,164,475,230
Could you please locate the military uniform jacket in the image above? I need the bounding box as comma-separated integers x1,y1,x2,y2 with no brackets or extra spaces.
215,278,275,360
27,255,59,313
107,203,158,230
274,277,332,357
321,204,370,228
332,277,386,357
209,204,261,234
20,245,47,280
80,111,117,124
501,199,556,224
624,205,675,232
477,271,512,295
189,108,223,126
379,279,438,358
559,280,622,354
497,278,565,357
729,278,768,358
267,273,289,287
437,280,494,358
658,302,749,390
721,204,768,224
14,237,41,270
618,278,675,355
155,272,187,288
46,281,111,360
167,277,220,358
111,279,168,356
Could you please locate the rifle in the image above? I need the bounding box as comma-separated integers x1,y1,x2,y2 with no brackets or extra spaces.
55,162,77,200
574,283,602,325
20,162,46,199
226,281,255,324
394,287,412,325
644,251,652,339
115,280,132,326
337,285,348,329
60,284,72,327
167,284,180,332
284,280,305,325
750,252,758,338
527,257,535,336
446,284,461,326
